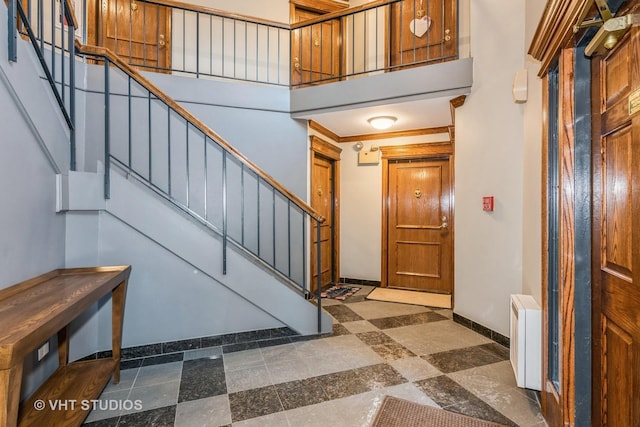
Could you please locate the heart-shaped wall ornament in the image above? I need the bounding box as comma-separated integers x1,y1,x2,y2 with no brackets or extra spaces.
409,16,431,38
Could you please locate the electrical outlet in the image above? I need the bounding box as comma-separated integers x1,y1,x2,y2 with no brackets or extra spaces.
37,342,50,361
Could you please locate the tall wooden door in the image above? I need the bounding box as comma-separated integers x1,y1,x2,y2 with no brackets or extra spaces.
89,0,171,71
389,0,457,68
310,154,336,293
385,157,452,293
291,8,341,86
593,28,640,426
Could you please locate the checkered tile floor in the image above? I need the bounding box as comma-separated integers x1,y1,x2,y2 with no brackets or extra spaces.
84,286,545,426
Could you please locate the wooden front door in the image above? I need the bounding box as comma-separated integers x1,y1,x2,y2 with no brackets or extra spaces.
389,0,457,68
593,28,640,426
310,152,337,293
291,8,341,86
385,156,453,293
89,0,171,71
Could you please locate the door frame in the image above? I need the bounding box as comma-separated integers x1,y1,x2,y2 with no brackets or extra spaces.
381,142,454,297
310,135,342,287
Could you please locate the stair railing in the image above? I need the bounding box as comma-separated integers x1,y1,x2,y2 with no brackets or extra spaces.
8,0,77,169
77,43,327,331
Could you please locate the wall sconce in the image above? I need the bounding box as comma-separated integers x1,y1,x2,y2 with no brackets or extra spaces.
367,116,397,130
354,141,364,151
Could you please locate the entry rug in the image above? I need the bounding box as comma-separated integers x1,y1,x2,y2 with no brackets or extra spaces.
371,396,507,427
321,284,361,300
366,287,452,309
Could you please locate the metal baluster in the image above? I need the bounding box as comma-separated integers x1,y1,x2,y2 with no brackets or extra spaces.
156,6,160,71
196,12,200,77
387,4,392,69
272,187,276,267
167,105,172,196
439,0,443,60
267,27,271,83
8,0,17,62
222,151,228,274
221,17,225,77
257,175,261,256
69,15,76,170
182,11,185,71
351,15,355,76
363,12,367,72
128,77,132,168
287,200,291,278
186,122,190,207
114,0,118,62
302,212,307,293
412,0,420,64
375,7,379,70
61,0,65,105
142,2,146,68
104,59,111,199
316,220,322,333
148,91,152,181
309,25,313,83
209,15,212,76
319,22,323,80
204,136,208,220
50,0,54,80
38,0,43,53
241,163,245,245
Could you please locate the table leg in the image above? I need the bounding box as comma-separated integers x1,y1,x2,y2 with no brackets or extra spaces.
111,279,128,384
57,326,69,368
0,364,24,427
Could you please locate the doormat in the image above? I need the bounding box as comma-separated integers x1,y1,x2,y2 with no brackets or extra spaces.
321,284,361,300
366,288,451,309
371,396,507,427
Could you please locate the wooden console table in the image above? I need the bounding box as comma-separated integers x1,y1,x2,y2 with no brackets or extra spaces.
0,266,131,427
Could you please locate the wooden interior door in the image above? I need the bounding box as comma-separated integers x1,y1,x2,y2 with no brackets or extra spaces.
389,0,457,68
291,8,341,86
310,154,335,293
90,0,171,71
592,28,640,426
386,157,452,293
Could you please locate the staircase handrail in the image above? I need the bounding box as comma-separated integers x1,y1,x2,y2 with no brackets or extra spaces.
77,41,326,224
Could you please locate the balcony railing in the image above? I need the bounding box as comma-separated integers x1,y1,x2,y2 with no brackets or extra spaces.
80,0,458,87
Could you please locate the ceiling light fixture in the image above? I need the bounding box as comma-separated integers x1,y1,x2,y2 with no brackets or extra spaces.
367,116,397,130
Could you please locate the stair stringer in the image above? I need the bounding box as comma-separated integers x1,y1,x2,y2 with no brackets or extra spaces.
106,167,333,337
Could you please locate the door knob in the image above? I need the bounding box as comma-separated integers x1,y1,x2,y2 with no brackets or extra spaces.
439,215,448,229
159,34,166,48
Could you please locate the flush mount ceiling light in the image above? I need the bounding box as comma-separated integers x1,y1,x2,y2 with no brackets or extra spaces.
367,116,397,130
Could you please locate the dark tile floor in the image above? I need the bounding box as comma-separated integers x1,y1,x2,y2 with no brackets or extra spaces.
84,286,545,426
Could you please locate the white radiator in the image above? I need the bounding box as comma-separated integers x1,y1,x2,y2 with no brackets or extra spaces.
510,294,541,391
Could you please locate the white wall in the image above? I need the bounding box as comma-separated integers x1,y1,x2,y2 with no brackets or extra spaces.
521,1,546,305
454,0,527,336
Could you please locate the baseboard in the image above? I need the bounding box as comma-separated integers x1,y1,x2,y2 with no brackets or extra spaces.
453,313,510,348
76,326,320,366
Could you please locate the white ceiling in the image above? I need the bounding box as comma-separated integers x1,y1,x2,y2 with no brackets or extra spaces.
307,95,456,138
